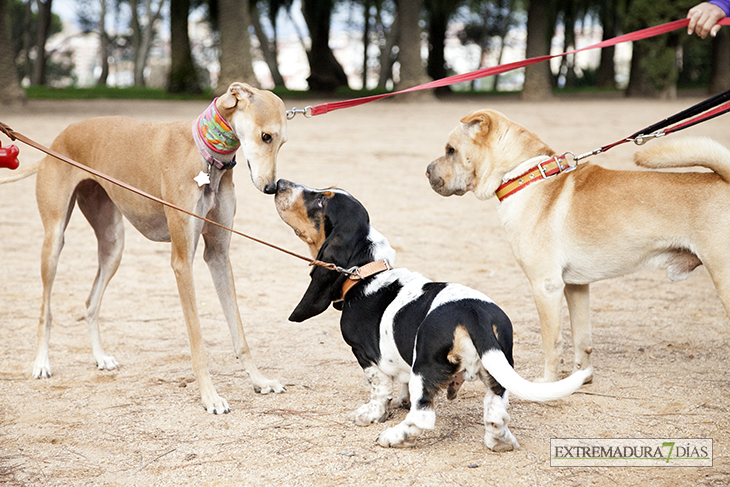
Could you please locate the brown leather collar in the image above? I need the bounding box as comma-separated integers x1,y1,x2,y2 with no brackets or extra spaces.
339,260,392,301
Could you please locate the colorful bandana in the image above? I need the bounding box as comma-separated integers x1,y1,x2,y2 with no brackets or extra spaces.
195,98,241,155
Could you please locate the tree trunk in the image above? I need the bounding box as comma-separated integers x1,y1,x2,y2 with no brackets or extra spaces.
425,1,448,86
709,29,730,94
22,0,32,83
130,0,143,85
250,2,286,88
596,0,618,88
377,10,398,90
216,0,258,94
521,0,552,100
32,0,53,86
301,0,348,92
97,0,109,85
0,0,26,104
167,0,201,94
362,0,371,90
396,0,433,101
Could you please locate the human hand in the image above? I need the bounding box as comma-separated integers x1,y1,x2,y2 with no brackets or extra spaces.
687,2,726,38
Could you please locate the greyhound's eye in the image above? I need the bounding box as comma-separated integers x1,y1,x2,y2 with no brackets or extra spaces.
262,133,272,143
446,145,456,155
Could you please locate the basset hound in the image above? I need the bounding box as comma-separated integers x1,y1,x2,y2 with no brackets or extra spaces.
275,179,591,450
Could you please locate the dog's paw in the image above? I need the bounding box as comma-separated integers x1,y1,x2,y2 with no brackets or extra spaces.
377,426,417,448
351,402,387,426
32,357,52,379
95,355,119,371
484,428,519,452
205,396,231,415
253,379,286,395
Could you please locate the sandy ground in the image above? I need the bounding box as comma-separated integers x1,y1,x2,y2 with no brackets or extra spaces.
0,95,728,486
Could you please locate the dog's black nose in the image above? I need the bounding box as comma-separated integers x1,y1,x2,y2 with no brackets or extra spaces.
264,182,277,195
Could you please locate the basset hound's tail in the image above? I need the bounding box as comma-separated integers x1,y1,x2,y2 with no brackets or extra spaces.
481,350,591,402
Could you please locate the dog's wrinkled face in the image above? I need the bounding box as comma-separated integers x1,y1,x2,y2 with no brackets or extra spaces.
274,179,335,258
216,82,288,195
426,109,553,200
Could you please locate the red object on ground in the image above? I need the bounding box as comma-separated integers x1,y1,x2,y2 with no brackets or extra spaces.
0,144,20,170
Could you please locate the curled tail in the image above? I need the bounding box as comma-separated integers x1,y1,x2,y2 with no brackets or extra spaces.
482,350,591,402
0,161,39,184
633,136,730,182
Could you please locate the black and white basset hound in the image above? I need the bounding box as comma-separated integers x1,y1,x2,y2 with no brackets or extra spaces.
274,179,591,450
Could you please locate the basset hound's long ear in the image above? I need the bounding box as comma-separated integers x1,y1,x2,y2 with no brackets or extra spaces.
288,191,371,322
288,236,350,322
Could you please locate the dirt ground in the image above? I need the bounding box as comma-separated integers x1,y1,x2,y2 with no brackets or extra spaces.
0,94,728,486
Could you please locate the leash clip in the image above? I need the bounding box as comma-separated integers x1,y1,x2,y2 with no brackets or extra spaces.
633,131,665,146
286,106,313,120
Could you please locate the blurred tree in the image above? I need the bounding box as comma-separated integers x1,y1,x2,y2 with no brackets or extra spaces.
168,0,201,93
424,0,461,94
216,0,258,93
458,0,517,90
250,0,287,88
96,0,109,85
396,0,433,100
0,0,25,103
32,0,54,85
709,29,730,93
301,0,348,91
522,0,553,100
129,0,165,86
596,0,624,88
625,0,694,98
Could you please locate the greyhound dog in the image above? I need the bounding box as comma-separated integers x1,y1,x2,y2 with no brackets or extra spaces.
3,82,287,413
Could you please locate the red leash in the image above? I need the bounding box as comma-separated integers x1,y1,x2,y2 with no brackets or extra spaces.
286,18,730,119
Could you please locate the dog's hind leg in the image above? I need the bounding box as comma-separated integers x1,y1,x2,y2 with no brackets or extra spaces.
202,174,284,395
33,163,79,379
564,284,593,383
76,181,123,371
482,386,519,451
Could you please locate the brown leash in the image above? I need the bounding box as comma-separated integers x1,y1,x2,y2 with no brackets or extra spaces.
0,121,345,274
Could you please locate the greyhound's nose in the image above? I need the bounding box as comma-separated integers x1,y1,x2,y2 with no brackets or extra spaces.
264,182,277,195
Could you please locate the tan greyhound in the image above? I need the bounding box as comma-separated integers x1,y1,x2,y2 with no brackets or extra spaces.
4,82,287,413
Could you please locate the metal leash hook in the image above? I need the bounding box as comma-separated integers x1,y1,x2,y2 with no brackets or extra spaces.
632,131,666,146
286,106,313,120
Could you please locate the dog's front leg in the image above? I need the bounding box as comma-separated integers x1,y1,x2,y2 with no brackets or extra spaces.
564,284,593,382
351,366,393,425
169,215,229,414
531,278,565,382
202,179,284,395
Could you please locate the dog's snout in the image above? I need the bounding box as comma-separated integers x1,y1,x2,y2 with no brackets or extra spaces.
263,182,277,195
276,179,292,194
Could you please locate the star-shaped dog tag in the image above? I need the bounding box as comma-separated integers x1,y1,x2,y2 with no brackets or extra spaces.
194,171,210,187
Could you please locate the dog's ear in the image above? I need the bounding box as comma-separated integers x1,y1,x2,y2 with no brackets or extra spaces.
289,203,368,322
226,82,256,106
288,264,345,322
460,111,491,141
289,234,352,322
